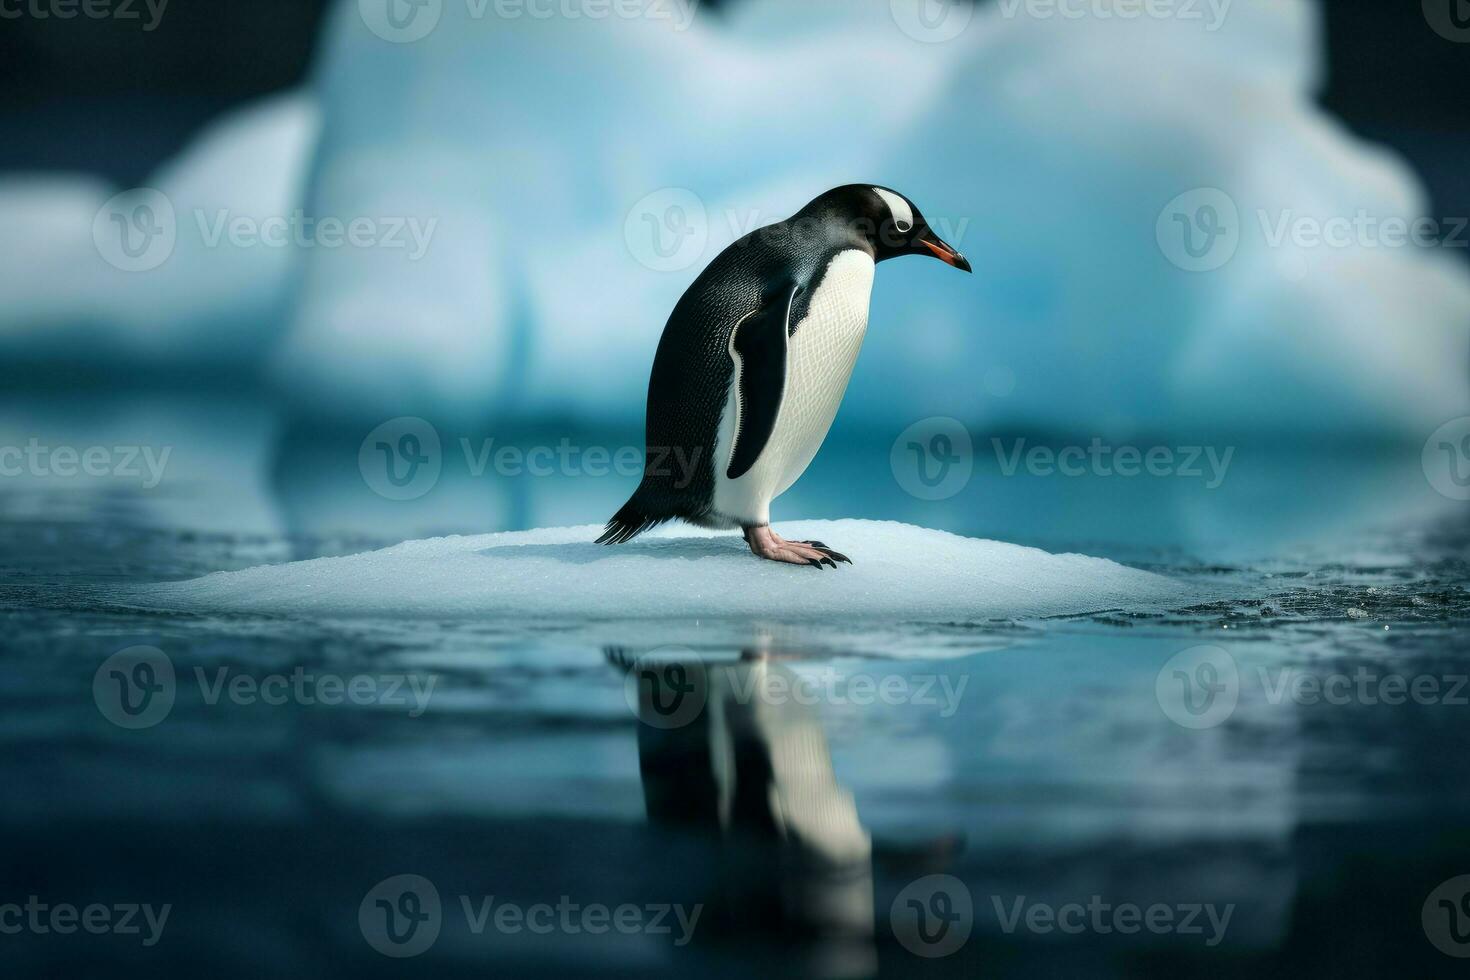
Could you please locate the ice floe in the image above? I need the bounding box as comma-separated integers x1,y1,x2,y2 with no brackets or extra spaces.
127,519,1188,621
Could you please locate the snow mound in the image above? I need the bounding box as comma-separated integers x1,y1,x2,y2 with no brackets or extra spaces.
126,520,1186,621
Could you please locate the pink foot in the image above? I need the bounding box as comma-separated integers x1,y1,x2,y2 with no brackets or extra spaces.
743,526,852,569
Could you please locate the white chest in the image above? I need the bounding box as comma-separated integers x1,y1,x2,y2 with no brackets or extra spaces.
713,250,875,525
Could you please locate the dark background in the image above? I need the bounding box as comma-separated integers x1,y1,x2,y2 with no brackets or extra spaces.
0,1,1467,222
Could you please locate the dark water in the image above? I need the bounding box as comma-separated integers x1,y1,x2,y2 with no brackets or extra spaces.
2,394,1469,977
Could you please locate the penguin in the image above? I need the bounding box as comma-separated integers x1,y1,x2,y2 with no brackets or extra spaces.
598,184,971,568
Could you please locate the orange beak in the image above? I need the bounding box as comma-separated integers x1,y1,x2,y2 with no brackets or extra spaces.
920,236,972,272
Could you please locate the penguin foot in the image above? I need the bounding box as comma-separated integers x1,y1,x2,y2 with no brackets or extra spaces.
743,526,851,569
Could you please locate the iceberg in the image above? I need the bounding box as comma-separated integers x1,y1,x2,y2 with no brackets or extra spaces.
126,519,1188,621
1,0,1464,438
854,0,1470,438
0,92,318,371
279,0,1470,433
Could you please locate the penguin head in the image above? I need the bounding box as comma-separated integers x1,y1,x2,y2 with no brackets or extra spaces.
805,185,972,273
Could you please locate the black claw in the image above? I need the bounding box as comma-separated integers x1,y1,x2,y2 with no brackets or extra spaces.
810,545,851,565
806,558,825,570
785,539,852,567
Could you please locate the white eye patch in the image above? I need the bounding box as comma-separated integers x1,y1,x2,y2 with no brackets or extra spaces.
872,187,914,233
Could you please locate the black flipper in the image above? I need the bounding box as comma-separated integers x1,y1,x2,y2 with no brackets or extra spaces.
726,282,799,481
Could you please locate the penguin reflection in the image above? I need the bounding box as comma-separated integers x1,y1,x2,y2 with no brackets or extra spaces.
609,649,875,972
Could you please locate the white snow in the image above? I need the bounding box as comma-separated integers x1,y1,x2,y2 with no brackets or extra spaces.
126,520,1187,621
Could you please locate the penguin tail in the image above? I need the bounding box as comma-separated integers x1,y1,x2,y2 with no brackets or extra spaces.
596,494,667,545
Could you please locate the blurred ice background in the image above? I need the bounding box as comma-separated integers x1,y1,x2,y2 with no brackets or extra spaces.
2,0,1466,437
3,14,1469,976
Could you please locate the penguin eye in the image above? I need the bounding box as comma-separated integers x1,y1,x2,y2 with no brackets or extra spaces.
894,218,913,233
